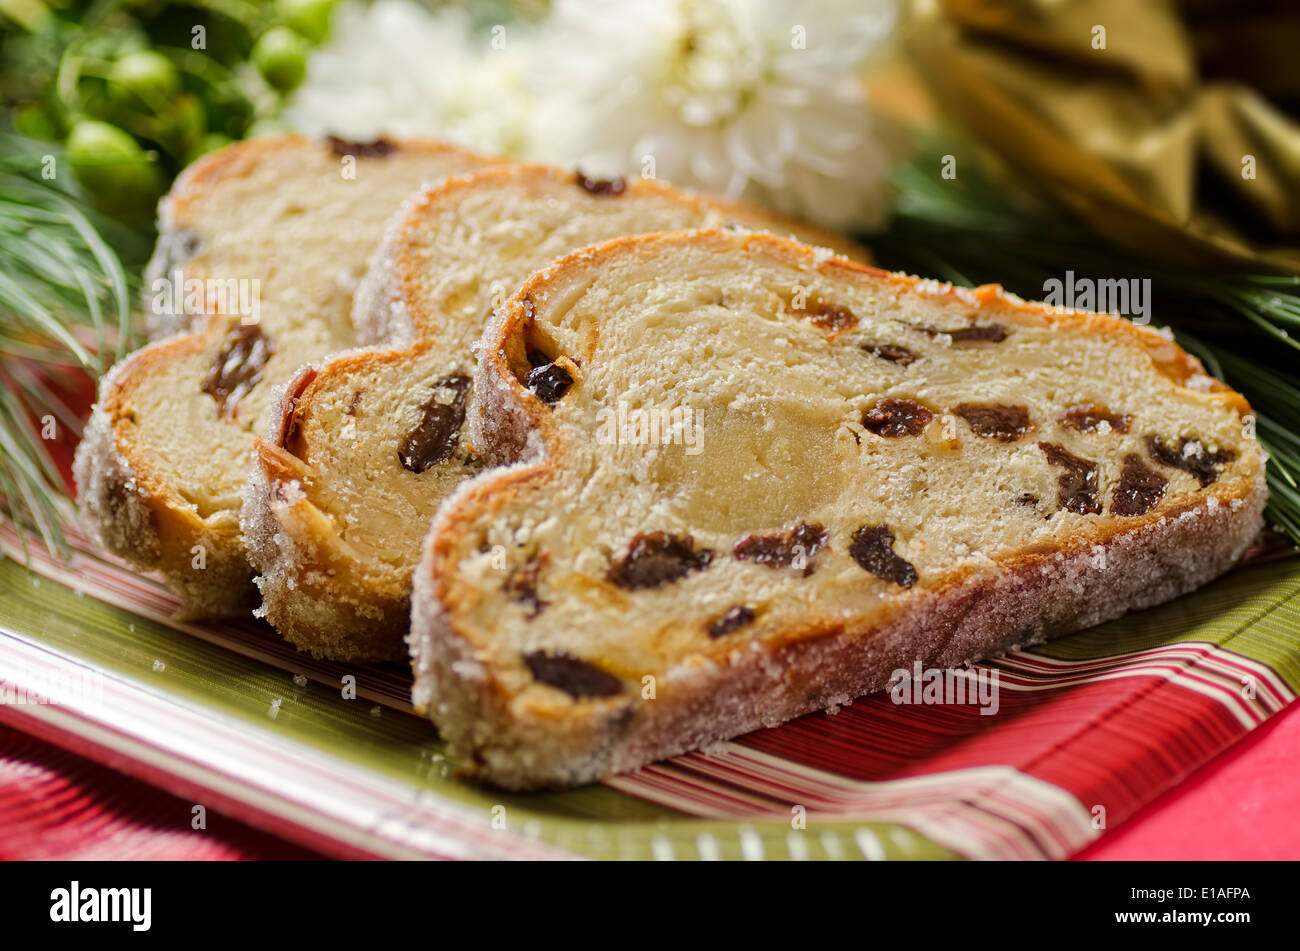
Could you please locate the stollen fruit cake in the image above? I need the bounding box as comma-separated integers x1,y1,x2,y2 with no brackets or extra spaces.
73,134,499,617
242,163,867,661
409,228,1267,789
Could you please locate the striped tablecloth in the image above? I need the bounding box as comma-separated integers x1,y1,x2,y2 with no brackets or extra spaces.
0,722,322,860
5,704,1298,859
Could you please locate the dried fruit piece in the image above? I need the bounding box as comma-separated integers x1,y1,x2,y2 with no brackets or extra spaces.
860,342,917,366
863,398,934,437
1061,404,1133,434
398,374,471,473
575,173,626,196
327,136,397,158
177,230,203,257
526,361,573,404
919,323,1008,343
708,606,756,639
1111,454,1167,516
1039,442,1102,514
1147,435,1236,487
524,651,622,698
809,301,858,331
849,524,917,588
505,555,547,618
607,531,713,589
734,522,828,575
953,403,1033,442
201,324,273,417
277,367,318,457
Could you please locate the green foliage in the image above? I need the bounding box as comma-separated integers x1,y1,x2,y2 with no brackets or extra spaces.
0,134,149,558
1,0,339,222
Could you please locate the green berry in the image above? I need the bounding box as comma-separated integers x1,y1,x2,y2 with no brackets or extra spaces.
253,26,309,92
66,120,142,181
65,120,162,222
278,0,336,43
109,50,179,103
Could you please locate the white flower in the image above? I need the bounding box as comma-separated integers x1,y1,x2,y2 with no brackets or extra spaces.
529,0,899,230
284,0,535,157
285,0,899,231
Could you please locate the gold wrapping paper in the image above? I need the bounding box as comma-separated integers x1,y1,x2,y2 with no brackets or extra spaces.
907,0,1300,270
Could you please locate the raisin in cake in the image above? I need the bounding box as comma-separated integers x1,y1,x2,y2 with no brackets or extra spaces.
410,228,1267,789
73,135,499,617
241,163,866,661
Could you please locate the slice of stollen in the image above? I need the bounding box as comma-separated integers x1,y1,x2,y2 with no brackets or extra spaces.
410,228,1267,789
73,135,500,617
242,163,867,660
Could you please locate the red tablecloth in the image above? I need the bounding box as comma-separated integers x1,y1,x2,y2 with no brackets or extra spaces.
1075,695,1300,860
0,723,323,860
4,701,1297,860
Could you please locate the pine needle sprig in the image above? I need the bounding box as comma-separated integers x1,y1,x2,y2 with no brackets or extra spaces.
875,146,1300,544
0,133,150,559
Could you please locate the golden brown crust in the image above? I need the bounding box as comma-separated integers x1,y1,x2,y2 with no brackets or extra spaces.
166,133,491,217
166,134,308,217
410,228,1266,789
74,334,259,617
246,365,411,661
